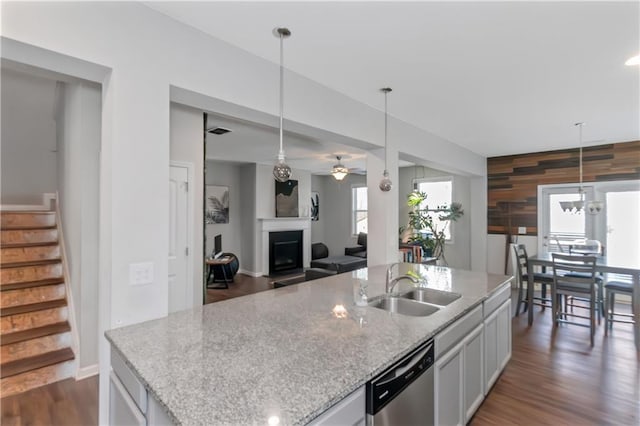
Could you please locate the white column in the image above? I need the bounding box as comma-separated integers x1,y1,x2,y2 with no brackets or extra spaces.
470,175,488,272
366,148,399,267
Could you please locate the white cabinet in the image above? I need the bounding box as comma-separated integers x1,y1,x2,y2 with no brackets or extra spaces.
435,337,464,426
434,285,512,426
434,323,484,426
463,323,485,421
308,386,365,426
109,371,146,426
110,348,176,425
484,299,512,393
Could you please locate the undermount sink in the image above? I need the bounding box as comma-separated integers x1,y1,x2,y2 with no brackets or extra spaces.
400,288,461,306
369,296,440,317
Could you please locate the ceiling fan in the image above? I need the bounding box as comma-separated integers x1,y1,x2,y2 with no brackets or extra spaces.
330,155,365,180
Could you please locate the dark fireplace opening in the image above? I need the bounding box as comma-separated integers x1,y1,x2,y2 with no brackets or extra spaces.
269,230,303,276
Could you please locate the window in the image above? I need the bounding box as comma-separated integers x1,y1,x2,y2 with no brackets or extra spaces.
351,186,368,234
416,177,453,240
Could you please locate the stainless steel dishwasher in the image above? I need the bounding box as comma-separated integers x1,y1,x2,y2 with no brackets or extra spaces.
366,339,435,425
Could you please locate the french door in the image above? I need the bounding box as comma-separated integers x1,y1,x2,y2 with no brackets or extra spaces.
538,185,596,254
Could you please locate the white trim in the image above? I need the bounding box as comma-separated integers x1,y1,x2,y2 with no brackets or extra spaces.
54,193,81,376
0,192,57,211
258,218,311,276
76,363,99,380
170,160,195,310
238,268,262,278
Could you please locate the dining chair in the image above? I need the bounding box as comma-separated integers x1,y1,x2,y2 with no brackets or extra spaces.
564,239,605,324
551,253,598,346
604,279,635,336
512,244,554,316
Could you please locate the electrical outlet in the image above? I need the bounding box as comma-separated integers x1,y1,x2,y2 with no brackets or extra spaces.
129,262,154,285
518,227,527,235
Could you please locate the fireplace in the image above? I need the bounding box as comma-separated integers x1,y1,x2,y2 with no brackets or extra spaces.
269,230,303,276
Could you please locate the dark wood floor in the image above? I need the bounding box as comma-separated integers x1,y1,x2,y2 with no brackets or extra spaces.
1,289,637,426
0,375,97,426
471,300,639,425
204,272,303,304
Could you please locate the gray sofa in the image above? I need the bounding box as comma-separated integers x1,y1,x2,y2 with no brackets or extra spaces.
305,242,367,281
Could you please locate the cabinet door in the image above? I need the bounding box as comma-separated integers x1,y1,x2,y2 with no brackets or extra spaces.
464,324,484,423
308,386,365,426
109,372,146,426
434,340,464,426
496,299,512,371
483,306,500,393
484,299,512,393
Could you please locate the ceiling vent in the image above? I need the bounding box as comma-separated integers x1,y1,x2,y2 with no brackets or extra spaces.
207,127,232,135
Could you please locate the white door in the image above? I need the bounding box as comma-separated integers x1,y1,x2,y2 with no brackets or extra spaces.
169,164,190,313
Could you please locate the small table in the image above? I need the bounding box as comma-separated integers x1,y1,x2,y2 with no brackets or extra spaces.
527,253,640,350
206,256,235,289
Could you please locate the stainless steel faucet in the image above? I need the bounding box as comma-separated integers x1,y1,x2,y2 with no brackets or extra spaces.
385,263,419,294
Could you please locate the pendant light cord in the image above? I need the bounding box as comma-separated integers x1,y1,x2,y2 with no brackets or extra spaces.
384,90,388,172
576,122,584,199
278,32,285,159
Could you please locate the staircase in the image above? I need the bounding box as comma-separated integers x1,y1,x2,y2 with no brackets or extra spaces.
1,210,75,397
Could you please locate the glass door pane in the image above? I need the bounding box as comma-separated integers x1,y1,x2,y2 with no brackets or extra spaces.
606,191,640,267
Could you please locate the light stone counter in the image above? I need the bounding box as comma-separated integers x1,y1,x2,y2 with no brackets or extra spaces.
106,263,512,425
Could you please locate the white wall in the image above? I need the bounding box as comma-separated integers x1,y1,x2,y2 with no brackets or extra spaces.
310,175,326,244
169,103,204,308
398,166,471,269
321,173,367,258
56,80,101,370
205,161,243,264
239,164,258,274
1,68,58,204
0,3,487,421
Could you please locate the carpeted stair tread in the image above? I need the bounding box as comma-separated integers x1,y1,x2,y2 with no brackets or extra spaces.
1,299,67,317
0,347,74,379
1,259,61,269
1,322,71,346
0,278,65,291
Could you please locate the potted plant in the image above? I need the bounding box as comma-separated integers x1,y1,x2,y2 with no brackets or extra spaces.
405,191,464,266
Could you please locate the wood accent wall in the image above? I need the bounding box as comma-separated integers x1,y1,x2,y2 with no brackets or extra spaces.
487,140,640,235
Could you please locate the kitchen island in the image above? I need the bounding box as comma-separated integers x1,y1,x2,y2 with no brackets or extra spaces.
106,263,512,425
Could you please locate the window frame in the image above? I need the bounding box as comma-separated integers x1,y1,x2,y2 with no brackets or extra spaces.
412,176,455,242
351,184,368,236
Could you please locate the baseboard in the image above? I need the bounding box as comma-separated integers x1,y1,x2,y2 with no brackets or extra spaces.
76,363,99,380
238,268,262,278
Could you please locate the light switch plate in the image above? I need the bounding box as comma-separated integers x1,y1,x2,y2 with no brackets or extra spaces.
129,262,154,285
518,227,527,235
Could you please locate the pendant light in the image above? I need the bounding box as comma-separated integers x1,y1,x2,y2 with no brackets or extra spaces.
331,156,349,181
273,27,292,182
558,122,602,215
379,87,392,192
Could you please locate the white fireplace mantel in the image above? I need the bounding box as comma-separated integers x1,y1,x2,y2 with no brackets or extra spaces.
258,218,311,276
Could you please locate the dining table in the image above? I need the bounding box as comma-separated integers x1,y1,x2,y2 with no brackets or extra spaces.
527,253,640,350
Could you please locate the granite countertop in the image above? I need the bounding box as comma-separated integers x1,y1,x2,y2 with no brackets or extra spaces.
106,263,512,426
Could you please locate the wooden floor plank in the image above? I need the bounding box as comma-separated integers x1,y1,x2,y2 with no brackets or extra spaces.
470,296,638,426
1,375,97,425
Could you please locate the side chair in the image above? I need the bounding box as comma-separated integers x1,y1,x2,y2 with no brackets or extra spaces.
551,253,598,346
512,244,554,316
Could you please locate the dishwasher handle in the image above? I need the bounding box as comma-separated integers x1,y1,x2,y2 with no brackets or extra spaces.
366,339,435,415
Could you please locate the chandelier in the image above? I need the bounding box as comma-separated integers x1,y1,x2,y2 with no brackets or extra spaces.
272,28,292,182
331,156,349,181
559,122,603,215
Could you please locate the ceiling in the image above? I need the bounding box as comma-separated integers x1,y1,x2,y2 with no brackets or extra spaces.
205,113,371,174
149,1,639,158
